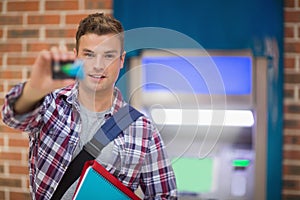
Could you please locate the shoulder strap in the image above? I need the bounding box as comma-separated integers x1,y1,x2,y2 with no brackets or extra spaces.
84,105,143,158
51,105,143,200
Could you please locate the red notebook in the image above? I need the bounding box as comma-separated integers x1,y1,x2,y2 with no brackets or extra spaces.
73,160,141,200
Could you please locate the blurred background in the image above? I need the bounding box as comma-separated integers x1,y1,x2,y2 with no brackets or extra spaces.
0,0,295,199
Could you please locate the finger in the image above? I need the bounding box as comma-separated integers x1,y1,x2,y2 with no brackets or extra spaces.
59,45,76,61
59,44,69,61
39,49,51,62
33,50,51,73
67,50,76,61
50,46,60,62
59,44,67,52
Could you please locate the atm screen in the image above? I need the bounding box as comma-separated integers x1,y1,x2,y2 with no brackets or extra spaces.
172,157,214,194
142,56,252,95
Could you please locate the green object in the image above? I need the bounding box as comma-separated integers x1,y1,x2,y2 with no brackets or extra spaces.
171,157,213,193
232,159,250,167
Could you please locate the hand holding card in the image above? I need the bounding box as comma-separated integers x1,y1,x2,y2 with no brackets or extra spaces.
52,59,84,79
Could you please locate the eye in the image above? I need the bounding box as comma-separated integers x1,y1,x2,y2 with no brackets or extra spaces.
104,53,116,60
83,52,96,58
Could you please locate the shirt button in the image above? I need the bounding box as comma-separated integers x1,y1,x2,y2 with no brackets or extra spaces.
62,164,68,170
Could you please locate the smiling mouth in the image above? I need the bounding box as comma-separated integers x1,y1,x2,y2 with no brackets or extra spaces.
89,74,106,79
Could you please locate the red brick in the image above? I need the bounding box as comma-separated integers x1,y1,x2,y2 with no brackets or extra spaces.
0,16,23,26
0,70,22,79
284,57,296,69
84,0,112,9
284,135,300,145
284,119,300,129
285,11,300,23
285,73,300,84
10,192,31,200
284,104,300,114
0,177,22,187
9,165,28,175
0,152,22,161
66,14,88,24
283,164,300,176
283,179,300,190
26,43,54,52
45,28,76,38
7,1,39,12
285,26,294,38
45,0,78,10
7,29,39,38
28,14,60,25
0,125,22,134
8,138,28,148
66,43,76,50
285,0,297,8
285,42,300,53
7,56,36,66
0,43,22,52
284,88,294,99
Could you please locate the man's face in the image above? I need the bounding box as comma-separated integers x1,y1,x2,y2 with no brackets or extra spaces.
75,33,125,94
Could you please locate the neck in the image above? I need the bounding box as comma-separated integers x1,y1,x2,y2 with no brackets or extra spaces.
78,87,114,112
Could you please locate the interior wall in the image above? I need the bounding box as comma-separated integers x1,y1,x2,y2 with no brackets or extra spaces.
114,1,284,200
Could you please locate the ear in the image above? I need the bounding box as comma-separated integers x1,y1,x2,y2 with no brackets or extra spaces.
73,48,77,56
120,51,126,69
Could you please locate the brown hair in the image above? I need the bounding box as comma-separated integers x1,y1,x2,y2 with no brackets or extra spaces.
75,13,124,53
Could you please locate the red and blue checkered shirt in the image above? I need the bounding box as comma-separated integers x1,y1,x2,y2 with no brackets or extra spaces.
1,82,177,200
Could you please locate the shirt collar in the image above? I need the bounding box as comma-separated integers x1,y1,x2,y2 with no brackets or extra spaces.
65,82,80,110
108,87,126,115
55,82,126,114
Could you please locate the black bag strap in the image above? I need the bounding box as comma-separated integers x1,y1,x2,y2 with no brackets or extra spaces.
51,105,143,200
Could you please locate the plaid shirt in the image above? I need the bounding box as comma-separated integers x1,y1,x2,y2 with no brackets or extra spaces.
1,82,177,200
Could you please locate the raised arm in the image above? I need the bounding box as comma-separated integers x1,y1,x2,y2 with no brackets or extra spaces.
14,46,76,114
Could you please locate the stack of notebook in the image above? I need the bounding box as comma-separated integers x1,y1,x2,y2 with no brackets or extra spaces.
73,160,141,200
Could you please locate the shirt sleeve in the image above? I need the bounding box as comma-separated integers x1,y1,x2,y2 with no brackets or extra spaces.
1,82,45,137
139,125,178,200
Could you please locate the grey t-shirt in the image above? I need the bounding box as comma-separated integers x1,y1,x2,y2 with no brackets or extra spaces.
61,105,113,200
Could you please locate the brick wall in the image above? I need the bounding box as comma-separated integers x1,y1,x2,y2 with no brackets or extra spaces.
284,0,300,199
0,1,296,200
0,0,112,199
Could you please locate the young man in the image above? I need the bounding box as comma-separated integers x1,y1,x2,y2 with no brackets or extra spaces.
1,13,177,199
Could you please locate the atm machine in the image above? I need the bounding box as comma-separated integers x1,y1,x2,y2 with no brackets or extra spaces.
126,49,267,200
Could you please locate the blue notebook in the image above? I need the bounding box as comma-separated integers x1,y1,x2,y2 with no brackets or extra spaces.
73,160,140,200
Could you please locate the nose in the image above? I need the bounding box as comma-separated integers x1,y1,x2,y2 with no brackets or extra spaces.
93,54,105,71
